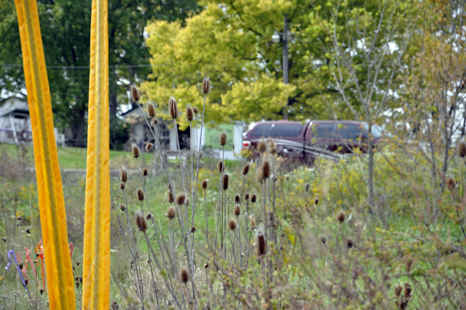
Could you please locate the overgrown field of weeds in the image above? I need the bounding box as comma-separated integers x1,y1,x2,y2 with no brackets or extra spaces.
0,91,466,309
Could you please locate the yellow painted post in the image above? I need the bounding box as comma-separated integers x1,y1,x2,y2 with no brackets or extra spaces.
81,0,110,308
15,0,76,308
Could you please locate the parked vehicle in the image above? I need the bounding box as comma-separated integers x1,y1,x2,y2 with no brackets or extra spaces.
242,120,382,163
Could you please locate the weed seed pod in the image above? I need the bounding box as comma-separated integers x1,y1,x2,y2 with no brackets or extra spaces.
336,211,346,223
268,211,275,223
251,194,257,203
315,198,319,205
135,213,148,231
147,103,156,118
167,191,175,204
320,236,326,245
151,118,158,127
180,269,189,283
176,194,186,206
137,189,145,201
305,183,310,192
219,132,227,146
446,177,456,192
166,207,176,219
404,283,412,298
26,228,30,234
242,163,250,175
347,238,354,249
204,262,209,269
228,219,237,230
119,204,126,211
186,106,194,122
257,139,267,153
131,85,140,102
459,142,466,158
234,205,241,216
201,179,208,189
193,106,199,115
190,226,196,234
169,98,178,119
120,182,125,190
132,144,140,158
146,213,152,220
261,160,271,179
217,161,224,173
1,237,6,242
234,194,240,204
145,143,153,152
142,168,148,176
244,193,250,201
222,174,229,190
202,77,210,95
120,168,128,183
256,230,266,255
249,215,256,228
269,139,277,154
394,284,402,297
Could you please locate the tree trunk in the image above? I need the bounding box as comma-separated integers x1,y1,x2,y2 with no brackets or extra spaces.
367,123,375,215
71,108,86,147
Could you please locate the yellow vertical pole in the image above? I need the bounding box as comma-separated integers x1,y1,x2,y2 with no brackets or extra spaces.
15,0,76,309
81,0,110,308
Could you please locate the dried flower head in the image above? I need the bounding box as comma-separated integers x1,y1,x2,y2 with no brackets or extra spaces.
137,189,145,201
131,85,140,102
242,163,250,175
234,194,240,204
315,198,319,205
176,194,186,206
219,132,227,146
142,168,149,176
186,107,194,122
180,269,189,283
186,198,190,207
347,238,354,249
336,211,346,223
305,183,310,192
256,230,266,255
132,144,140,158
169,97,178,119
405,257,413,273
166,207,176,219
193,106,199,115
190,226,196,233
119,204,126,211
217,161,224,173
1,237,6,242
257,140,267,153
228,219,237,230
251,194,257,203
120,168,128,183
201,179,208,189
222,174,229,190
261,160,271,179
234,205,241,216
459,142,466,158
167,191,175,204
204,262,209,269
269,139,277,154
249,215,256,228
268,211,275,223
151,118,158,127
320,236,326,245
26,228,30,234
145,143,153,152
446,177,456,192
146,213,152,220
244,193,250,201
404,283,412,298
120,182,125,190
135,213,148,231
147,103,156,118
202,77,210,95
394,284,402,297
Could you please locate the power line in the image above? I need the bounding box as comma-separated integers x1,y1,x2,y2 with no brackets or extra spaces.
0,63,169,70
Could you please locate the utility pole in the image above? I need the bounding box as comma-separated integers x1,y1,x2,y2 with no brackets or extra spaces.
283,14,289,120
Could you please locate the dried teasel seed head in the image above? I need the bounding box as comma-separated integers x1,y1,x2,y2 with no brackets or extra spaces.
268,211,275,223
193,106,199,115
137,189,145,201
1,237,6,242
394,284,402,297
202,77,210,95
315,198,319,205
219,132,227,146
151,118,158,127
186,198,190,207
120,182,125,190
131,85,140,102
17,216,22,221
146,213,152,220
222,174,229,190
257,139,267,153
256,231,266,255
180,269,189,283
234,205,241,216
269,139,277,154
404,283,412,298
249,215,256,228
242,163,250,175
201,179,208,189
261,160,271,179
147,103,156,118
305,183,310,192
251,194,257,203
145,143,153,152
132,144,140,158
234,194,240,204
459,142,466,158
142,168,149,176
186,106,194,122
120,168,128,183
190,226,196,233
217,161,224,173
40,289,44,295
204,262,209,269
405,257,413,273
244,193,250,201
285,175,290,182
176,194,186,206
228,219,237,230
167,191,175,204
135,213,148,231
168,97,178,119
119,204,126,211
320,236,326,245
446,177,456,192
347,238,354,249
336,211,346,223
166,206,176,219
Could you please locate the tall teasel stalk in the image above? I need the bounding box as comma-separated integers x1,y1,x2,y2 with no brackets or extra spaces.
81,0,111,308
15,0,76,308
